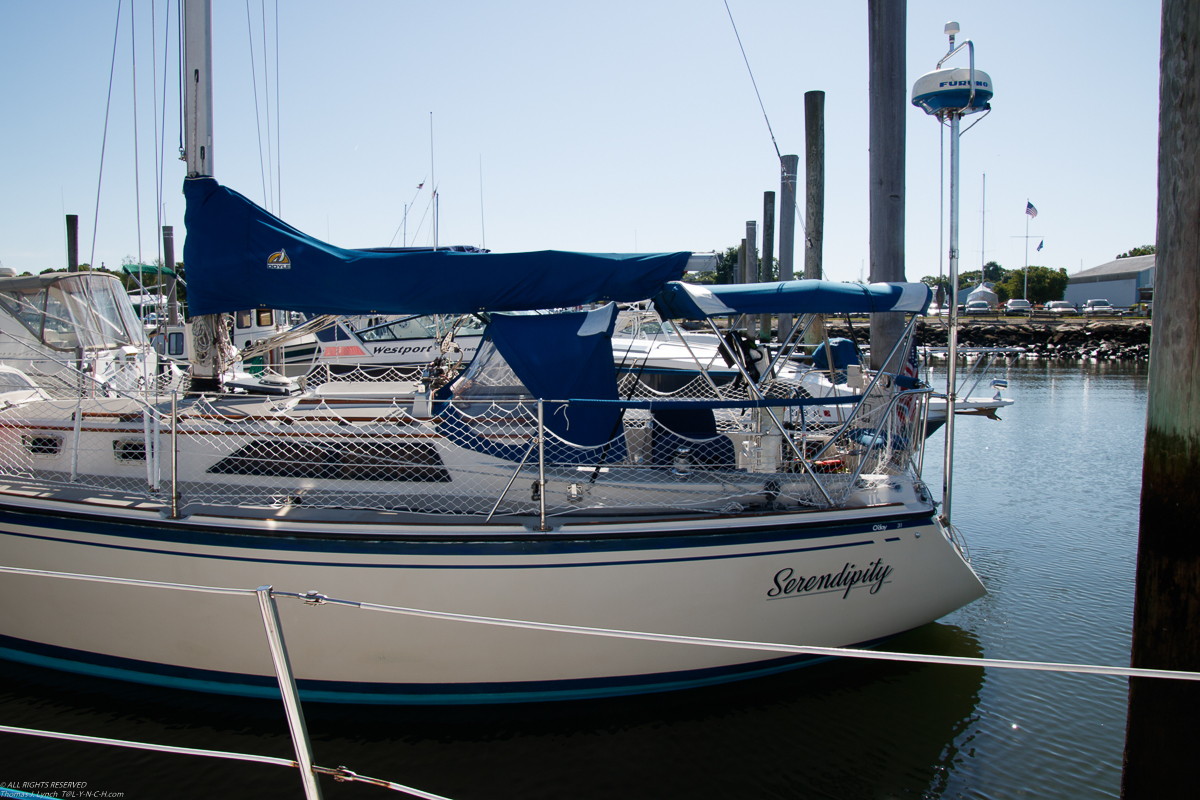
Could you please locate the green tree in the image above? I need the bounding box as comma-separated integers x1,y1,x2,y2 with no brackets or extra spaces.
957,270,982,289
982,260,1007,283
1117,245,1155,258
921,274,950,294
708,246,777,284
999,265,1069,304
712,246,740,284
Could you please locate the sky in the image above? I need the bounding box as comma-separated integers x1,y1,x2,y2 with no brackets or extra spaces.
0,1,1162,286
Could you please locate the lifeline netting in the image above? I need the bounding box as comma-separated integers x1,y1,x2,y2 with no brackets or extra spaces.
0,359,929,521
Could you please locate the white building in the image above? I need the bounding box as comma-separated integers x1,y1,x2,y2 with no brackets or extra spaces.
1064,254,1154,308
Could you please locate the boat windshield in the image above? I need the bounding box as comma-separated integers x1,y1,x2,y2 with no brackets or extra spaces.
358,314,486,343
0,273,148,352
614,311,681,340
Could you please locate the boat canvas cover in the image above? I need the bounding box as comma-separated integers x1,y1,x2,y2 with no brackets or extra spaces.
182,178,690,316
444,305,625,463
652,280,932,319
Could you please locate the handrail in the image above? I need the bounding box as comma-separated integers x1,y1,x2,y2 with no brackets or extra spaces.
936,39,976,108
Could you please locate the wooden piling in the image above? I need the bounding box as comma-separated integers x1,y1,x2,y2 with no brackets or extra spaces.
65,215,78,273
163,225,179,326
778,154,800,335
761,191,775,339
745,221,758,335
1122,0,1200,794
804,91,826,346
867,0,906,370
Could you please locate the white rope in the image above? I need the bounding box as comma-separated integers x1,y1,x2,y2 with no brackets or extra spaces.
0,725,451,799
90,0,124,269
306,593,1197,683
1,563,1192,683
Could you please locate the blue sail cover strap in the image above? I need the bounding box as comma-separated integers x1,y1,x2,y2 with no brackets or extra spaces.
652,280,932,319
182,178,690,316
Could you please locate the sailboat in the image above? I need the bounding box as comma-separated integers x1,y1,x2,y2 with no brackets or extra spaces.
0,0,985,704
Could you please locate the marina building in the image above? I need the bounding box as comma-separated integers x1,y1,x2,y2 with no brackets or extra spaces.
1063,254,1155,307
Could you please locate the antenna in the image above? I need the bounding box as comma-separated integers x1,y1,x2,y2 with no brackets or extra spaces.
912,22,994,527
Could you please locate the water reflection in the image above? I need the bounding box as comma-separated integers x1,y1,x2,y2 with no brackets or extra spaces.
0,362,1147,799
0,623,984,799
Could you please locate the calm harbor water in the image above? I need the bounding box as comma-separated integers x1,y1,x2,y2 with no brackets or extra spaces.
0,360,1147,799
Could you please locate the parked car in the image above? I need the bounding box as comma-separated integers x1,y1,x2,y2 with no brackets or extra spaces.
1005,299,1033,315
1084,299,1115,315
964,300,992,315
1046,301,1078,316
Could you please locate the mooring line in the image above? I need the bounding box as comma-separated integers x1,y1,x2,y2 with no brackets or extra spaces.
0,564,1191,683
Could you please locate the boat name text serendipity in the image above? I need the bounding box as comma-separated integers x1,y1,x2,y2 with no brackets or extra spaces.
767,560,893,601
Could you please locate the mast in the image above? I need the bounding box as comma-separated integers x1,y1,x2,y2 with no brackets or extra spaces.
183,0,224,392
183,0,213,177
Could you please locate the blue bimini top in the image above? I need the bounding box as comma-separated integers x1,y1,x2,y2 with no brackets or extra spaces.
652,279,932,320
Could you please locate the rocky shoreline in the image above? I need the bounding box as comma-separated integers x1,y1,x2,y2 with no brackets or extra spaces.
823,319,1153,361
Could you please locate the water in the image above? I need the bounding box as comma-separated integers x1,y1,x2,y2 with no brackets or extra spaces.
0,361,1147,799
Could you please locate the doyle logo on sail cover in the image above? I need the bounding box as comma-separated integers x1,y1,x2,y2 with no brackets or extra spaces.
267,248,291,269
767,559,893,600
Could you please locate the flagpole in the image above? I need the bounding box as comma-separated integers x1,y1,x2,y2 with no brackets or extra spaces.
1024,200,1030,300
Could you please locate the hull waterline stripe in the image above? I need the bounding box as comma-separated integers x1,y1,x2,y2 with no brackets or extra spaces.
0,638,839,704
0,525,877,570
0,501,930,555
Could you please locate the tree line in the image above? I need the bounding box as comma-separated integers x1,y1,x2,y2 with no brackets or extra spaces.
920,261,1069,305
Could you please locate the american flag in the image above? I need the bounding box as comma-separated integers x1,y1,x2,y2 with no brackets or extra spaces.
1026,201,1038,219
896,340,921,425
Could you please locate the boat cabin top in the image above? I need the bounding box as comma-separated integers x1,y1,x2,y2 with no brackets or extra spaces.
0,272,148,352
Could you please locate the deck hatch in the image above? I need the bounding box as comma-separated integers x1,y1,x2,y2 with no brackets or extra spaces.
207,439,451,482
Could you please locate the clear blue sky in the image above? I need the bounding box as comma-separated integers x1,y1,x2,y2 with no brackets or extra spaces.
0,1,1161,285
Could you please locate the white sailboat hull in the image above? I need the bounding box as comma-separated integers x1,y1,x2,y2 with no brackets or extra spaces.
0,496,984,703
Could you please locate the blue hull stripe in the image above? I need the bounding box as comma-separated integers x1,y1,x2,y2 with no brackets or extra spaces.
0,525,880,571
0,503,929,562
0,632,899,705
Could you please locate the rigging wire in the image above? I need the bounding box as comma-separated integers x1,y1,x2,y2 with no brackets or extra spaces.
152,0,164,268
177,0,184,161
246,0,270,211
408,184,438,247
158,1,175,328
722,0,806,245
261,0,274,213
275,0,281,215
388,180,427,247
131,0,144,264
91,0,124,269
723,0,780,163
